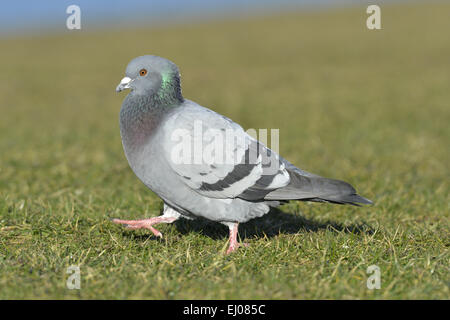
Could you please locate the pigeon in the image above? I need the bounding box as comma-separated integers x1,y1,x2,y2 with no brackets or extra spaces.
113,55,372,254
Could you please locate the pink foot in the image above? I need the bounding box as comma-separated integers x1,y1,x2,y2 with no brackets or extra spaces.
225,222,249,254
226,241,249,254
112,216,177,238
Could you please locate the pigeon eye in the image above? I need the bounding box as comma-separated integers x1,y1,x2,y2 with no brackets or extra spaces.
139,69,147,76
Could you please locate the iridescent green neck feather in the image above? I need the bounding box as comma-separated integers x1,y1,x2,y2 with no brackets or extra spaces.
157,70,183,106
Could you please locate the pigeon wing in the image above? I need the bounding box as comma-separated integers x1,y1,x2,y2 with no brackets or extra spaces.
161,102,290,199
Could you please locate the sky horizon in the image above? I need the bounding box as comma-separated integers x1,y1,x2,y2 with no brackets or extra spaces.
0,0,411,37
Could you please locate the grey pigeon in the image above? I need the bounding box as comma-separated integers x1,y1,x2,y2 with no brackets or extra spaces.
113,55,372,254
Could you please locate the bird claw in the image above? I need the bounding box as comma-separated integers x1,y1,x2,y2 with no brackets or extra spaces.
153,230,163,238
226,242,249,255
112,218,164,238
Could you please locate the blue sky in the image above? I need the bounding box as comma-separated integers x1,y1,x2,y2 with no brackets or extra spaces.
1,0,400,35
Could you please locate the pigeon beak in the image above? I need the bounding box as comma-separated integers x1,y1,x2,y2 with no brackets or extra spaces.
116,77,133,92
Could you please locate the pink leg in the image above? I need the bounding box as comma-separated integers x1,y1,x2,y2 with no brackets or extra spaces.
112,216,177,238
226,222,249,254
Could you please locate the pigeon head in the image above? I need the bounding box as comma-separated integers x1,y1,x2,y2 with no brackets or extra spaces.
116,55,183,103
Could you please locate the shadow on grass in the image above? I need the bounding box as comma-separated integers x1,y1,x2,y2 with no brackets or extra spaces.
173,207,375,241
117,207,374,242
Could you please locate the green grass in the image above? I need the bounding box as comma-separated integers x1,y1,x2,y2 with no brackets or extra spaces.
0,2,449,299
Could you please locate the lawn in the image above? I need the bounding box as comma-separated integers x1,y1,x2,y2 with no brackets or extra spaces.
0,2,448,299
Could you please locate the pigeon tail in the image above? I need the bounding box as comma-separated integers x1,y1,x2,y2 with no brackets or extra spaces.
264,169,373,206
313,192,373,206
